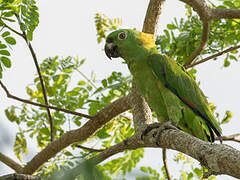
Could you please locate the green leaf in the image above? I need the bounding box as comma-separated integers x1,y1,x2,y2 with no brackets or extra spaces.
27,31,33,41
2,31,10,38
140,166,148,173
223,1,236,8
1,56,11,68
0,50,10,56
193,167,202,178
0,44,7,49
167,24,177,30
40,127,50,136
229,55,238,61
221,110,232,124
80,58,85,65
2,11,14,17
78,80,86,86
224,58,230,67
1,17,15,22
5,37,16,45
74,116,82,126
64,151,73,156
102,79,107,87
187,172,194,180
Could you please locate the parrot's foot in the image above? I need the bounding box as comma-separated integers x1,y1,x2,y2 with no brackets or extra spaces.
141,121,178,146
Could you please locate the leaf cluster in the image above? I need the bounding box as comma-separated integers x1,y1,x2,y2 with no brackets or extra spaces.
0,0,39,78
156,2,240,67
95,13,122,43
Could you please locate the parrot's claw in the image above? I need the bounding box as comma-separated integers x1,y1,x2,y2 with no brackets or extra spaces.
141,121,178,145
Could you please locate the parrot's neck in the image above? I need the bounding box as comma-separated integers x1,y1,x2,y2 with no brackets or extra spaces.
122,46,158,64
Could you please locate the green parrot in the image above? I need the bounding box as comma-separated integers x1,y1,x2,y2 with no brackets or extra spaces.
104,29,222,142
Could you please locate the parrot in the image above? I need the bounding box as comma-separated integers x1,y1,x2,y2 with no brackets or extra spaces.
104,29,222,142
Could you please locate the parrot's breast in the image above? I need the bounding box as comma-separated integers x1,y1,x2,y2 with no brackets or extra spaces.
128,60,183,123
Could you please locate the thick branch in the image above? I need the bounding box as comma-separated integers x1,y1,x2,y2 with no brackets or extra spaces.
20,94,131,174
0,174,41,180
0,153,23,173
157,128,240,178
51,125,240,179
179,0,211,21
211,8,240,20
130,81,152,132
142,0,166,35
0,80,92,119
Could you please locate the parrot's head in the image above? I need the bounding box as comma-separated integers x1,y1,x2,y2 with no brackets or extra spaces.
104,29,156,60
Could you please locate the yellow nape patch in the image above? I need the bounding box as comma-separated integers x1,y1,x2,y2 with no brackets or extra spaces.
139,32,156,49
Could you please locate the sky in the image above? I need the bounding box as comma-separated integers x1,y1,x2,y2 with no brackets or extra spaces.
0,0,240,179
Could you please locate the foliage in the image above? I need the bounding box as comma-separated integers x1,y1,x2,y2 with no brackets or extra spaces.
95,13,122,43
156,2,240,68
0,0,39,78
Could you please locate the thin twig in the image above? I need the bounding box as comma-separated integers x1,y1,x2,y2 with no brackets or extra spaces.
75,144,105,152
21,32,54,142
162,148,172,180
8,13,55,142
0,80,93,119
216,133,240,143
184,21,210,67
0,20,24,37
76,69,98,90
185,44,240,69
119,113,133,121
0,152,23,173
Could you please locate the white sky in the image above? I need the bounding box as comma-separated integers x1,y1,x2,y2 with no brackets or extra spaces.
0,0,239,179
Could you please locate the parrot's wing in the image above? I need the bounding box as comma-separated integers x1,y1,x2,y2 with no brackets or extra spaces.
148,53,222,138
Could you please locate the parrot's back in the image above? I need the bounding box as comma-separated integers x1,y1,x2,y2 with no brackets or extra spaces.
128,52,221,142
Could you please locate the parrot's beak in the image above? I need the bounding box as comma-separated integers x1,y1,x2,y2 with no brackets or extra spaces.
104,38,121,60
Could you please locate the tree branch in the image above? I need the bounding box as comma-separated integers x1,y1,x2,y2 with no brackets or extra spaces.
211,8,240,20
179,0,240,67
1,21,24,37
75,144,105,152
185,44,240,68
19,94,131,174
216,133,240,143
0,174,42,180
162,148,172,180
142,0,166,35
179,0,212,21
50,125,240,179
156,127,240,178
0,153,23,173
184,21,210,67
2,15,54,141
22,33,55,142
0,80,92,119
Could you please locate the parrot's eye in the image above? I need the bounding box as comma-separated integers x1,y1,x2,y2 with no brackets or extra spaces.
118,32,127,40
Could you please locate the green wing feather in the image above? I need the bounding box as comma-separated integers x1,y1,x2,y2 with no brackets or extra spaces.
148,53,222,140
